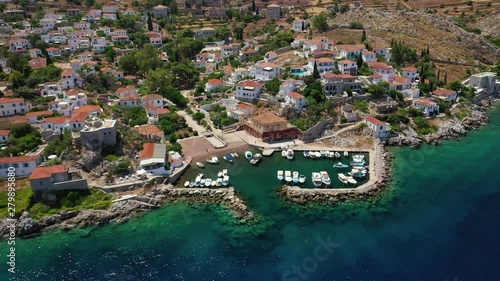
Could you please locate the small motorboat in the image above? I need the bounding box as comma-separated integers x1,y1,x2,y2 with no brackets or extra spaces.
196,162,205,168
222,176,229,186
309,152,315,159
320,151,326,157
292,171,299,183
231,152,239,158
335,152,341,158
245,151,253,160
333,162,349,168
211,180,217,187
200,178,206,187
277,170,284,181
344,151,349,157
205,178,212,186
303,151,310,157
189,182,196,187
215,178,222,187
299,175,306,184
312,172,322,187
223,154,234,163
285,171,292,183
338,173,349,184
286,149,294,160
222,169,228,177
281,150,287,158
184,181,190,187
315,151,322,158
250,153,262,165
320,171,331,186
352,154,365,161
351,161,366,167
207,157,219,164
347,177,357,185
217,171,223,177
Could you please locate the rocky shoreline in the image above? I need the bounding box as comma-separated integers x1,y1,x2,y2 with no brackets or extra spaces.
278,144,393,204
0,186,253,239
385,98,494,147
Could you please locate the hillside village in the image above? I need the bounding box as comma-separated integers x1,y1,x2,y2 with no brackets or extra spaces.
0,0,498,218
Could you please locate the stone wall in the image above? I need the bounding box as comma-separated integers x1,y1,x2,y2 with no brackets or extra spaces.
300,119,335,143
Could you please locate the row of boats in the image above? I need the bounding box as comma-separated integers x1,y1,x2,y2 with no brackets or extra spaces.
280,149,294,160
277,170,306,184
303,150,349,159
245,151,262,165
196,153,240,168
184,169,230,187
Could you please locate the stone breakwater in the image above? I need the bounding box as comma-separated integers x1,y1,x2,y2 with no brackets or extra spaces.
386,98,493,148
0,186,253,239
279,144,393,204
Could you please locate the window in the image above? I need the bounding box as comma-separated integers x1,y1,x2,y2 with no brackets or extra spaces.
23,163,29,167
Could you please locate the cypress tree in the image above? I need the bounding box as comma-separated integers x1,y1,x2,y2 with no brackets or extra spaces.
313,61,320,79
361,30,366,42
356,54,363,69
444,72,448,84
147,11,153,31
252,0,256,12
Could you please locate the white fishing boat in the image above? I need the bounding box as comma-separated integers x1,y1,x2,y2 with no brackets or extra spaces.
299,175,306,184
222,176,229,186
196,162,205,168
338,173,349,184
320,151,326,157
344,151,349,157
195,173,203,184
205,178,212,186
347,177,357,185
333,162,349,168
351,161,366,167
309,152,315,159
245,151,253,160
315,151,322,158
352,154,365,161
292,171,299,183
277,170,284,181
312,172,323,187
222,169,228,177
231,152,239,158
189,182,196,187
328,151,335,158
217,171,223,177
184,181,190,187
335,152,341,158
286,149,294,160
281,150,287,158
200,178,206,187
215,178,222,187
250,153,262,165
211,180,217,187
206,157,219,164
303,151,310,157
285,171,292,183
320,171,331,186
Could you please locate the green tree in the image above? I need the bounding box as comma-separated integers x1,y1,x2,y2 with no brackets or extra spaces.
265,78,281,96
313,61,320,79
147,11,153,31
123,106,148,127
8,70,24,89
312,12,328,32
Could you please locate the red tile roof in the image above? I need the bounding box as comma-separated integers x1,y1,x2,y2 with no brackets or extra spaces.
25,110,53,117
141,94,163,101
61,68,75,76
434,88,456,96
237,80,262,87
29,165,68,180
403,66,417,72
236,103,253,110
288,92,304,99
0,156,36,164
157,108,171,115
69,111,89,123
0,130,10,136
44,116,68,124
0,97,24,104
365,115,385,126
120,94,139,101
140,143,155,159
208,79,223,85
145,104,156,111
74,105,101,114
336,44,365,51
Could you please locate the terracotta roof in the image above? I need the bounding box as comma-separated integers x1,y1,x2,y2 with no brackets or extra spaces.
145,104,156,111
368,62,392,70
251,112,286,125
317,57,334,63
0,156,36,164
434,88,456,96
414,98,436,107
140,142,155,159
208,79,223,85
132,125,163,137
44,116,68,124
256,62,280,68
61,68,75,76
69,111,89,123
365,115,385,126
157,108,171,115
236,103,253,110
120,94,139,101
0,130,10,136
29,165,67,180
25,110,53,117
339,59,355,64
141,94,163,101
336,44,365,51
362,51,375,55
12,117,28,124
237,80,263,88
288,92,304,99
0,97,23,104
394,76,410,83
322,73,354,79
74,105,101,114
403,66,417,72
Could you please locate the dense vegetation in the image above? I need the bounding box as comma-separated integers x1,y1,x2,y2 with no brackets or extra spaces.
0,124,42,157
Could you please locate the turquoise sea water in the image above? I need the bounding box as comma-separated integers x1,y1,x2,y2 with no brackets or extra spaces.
2,103,500,281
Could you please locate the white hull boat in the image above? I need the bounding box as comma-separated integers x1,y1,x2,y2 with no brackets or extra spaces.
222,176,229,186
196,162,205,168
292,171,299,183
338,173,349,184
207,157,219,164
333,162,349,168
315,151,322,158
299,175,306,184
205,179,212,186
184,181,190,187
277,170,284,181
281,150,287,158
347,177,357,185
285,171,292,183
216,179,222,187
200,179,206,187
189,182,196,187
286,149,294,160
303,151,309,157
245,151,253,160
344,151,349,157
312,172,323,187
320,171,331,186
250,154,262,165
231,152,239,158
217,171,223,177
222,169,228,177
335,152,341,158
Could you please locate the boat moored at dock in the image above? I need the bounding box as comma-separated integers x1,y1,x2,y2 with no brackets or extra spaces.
292,171,299,183
245,151,253,160
277,170,284,181
286,149,294,160
320,171,331,186
250,153,262,165
312,172,323,187
196,162,205,168
333,162,349,168
299,175,306,184
223,154,234,163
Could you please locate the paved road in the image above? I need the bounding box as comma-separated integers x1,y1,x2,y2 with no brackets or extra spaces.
178,110,209,135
